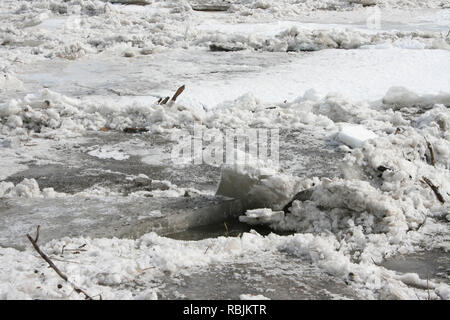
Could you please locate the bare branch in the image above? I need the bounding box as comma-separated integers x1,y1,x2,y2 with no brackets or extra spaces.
34,225,40,243
422,177,445,204
26,226,93,300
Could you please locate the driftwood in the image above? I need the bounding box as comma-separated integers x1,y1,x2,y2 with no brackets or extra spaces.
158,85,185,105
160,96,170,105
422,177,445,204
171,85,185,102
26,226,93,300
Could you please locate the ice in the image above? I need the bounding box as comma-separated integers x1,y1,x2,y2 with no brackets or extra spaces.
239,208,285,225
240,293,271,300
0,0,450,300
338,125,378,148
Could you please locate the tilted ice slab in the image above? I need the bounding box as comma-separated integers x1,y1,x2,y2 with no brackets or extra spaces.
0,194,243,250
338,125,378,148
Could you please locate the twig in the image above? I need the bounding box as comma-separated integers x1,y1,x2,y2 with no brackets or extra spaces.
62,243,87,255
422,177,445,204
50,256,87,265
371,257,381,267
34,225,40,243
26,226,93,300
224,222,229,237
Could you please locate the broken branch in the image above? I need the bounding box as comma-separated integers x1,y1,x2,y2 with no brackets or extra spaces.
160,96,170,105
422,177,445,204
26,226,93,300
171,85,185,102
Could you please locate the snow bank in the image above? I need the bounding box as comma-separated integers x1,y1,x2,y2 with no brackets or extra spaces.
1,228,448,300
0,88,333,137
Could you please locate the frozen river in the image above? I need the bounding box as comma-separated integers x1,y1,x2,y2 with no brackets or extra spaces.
0,0,449,300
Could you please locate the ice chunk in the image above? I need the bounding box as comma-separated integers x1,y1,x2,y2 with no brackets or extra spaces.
338,125,378,148
216,160,301,210
239,208,285,225
240,294,271,300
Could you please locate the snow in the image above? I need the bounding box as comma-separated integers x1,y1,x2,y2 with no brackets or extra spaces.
240,293,271,300
0,0,449,300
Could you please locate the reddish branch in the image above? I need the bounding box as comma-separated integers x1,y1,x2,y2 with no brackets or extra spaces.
171,85,185,102
158,85,185,105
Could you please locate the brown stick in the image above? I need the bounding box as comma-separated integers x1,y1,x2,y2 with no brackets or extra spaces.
422,177,445,204
26,226,93,300
34,225,40,243
425,139,435,166
171,85,185,102
160,96,170,105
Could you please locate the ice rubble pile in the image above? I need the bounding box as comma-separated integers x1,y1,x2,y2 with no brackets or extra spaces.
227,0,447,18
1,219,449,299
233,90,450,298
0,0,193,61
199,27,450,52
0,178,62,198
1,86,449,143
0,83,449,301
0,0,448,63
